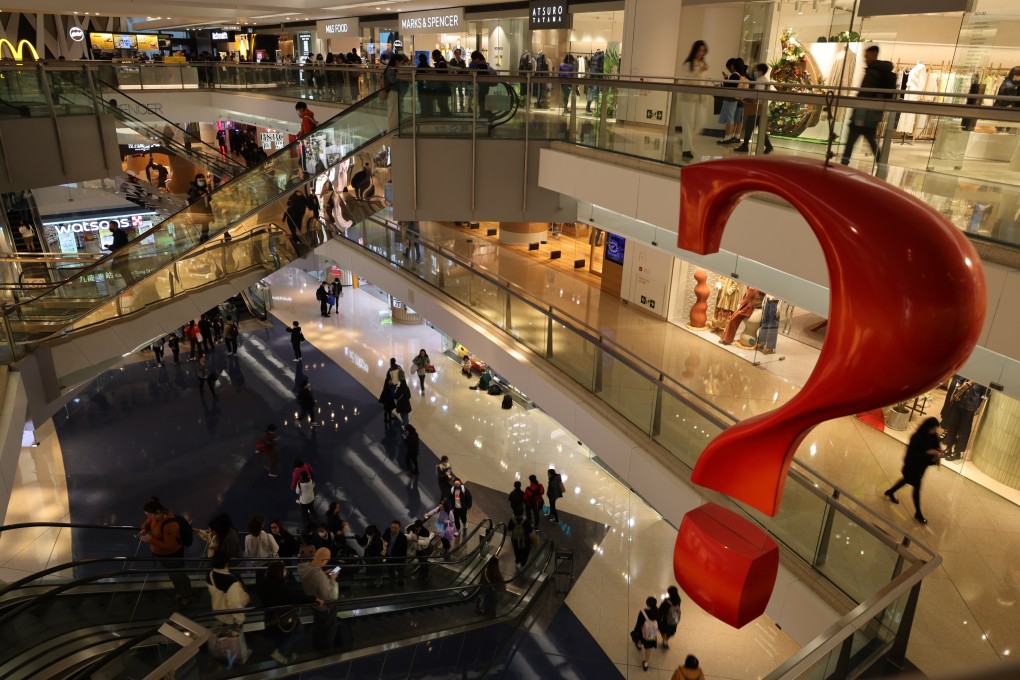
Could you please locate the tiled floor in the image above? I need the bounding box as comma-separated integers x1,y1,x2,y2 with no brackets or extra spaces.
4,266,801,679
335,220,1018,676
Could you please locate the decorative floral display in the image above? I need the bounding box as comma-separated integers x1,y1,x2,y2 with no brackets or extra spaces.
768,29,819,137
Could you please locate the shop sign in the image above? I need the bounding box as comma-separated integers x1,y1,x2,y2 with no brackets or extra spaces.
260,131,285,150
299,33,312,57
0,39,39,60
859,0,968,16
46,214,147,235
317,18,360,36
529,0,571,30
398,7,464,36
68,26,85,42
211,31,231,40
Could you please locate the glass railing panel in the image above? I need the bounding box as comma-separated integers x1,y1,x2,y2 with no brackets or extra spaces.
506,294,548,356
736,478,828,564
596,352,657,433
814,510,902,603
654,389,722,469
547,319,596,390
469,275,505,327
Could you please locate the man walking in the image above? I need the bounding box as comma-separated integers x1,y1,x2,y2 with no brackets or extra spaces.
841,45,897,166
316,282,330,317
286,321,305,362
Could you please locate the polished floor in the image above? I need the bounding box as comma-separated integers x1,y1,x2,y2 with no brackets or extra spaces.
352,219,1020,676
2,267,802,679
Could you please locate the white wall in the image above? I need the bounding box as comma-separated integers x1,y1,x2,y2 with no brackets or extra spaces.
539,146,1020,400
621,239,676,317
618,0,683,125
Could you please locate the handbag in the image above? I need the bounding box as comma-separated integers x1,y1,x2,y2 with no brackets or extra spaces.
425,364,436,373
274,607,301,634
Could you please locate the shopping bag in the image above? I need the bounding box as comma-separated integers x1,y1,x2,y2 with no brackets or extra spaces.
327,294,336,305
207,626,249,667
425,364,436,373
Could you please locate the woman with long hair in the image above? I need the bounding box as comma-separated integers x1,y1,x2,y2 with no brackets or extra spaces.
677,40,710,160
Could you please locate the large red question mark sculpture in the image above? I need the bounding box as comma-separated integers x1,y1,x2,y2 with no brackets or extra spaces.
673,157,986,628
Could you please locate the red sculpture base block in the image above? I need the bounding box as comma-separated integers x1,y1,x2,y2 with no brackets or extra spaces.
674,503,779,628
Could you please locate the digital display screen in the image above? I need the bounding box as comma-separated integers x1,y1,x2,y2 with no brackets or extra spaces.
135,34,159,50
114,34,138,49
90,32,115,50
605,233,626,265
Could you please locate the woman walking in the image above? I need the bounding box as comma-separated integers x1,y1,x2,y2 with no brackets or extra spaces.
884,417,942,524
394,377,413,427
411,349,431,395
658,586,682,649
631,596,659,672
296,470,317,528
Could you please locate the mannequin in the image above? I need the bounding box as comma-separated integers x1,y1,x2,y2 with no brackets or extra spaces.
738,306,763,348
757,295,781,354
941,378,986,459
720,287,759,345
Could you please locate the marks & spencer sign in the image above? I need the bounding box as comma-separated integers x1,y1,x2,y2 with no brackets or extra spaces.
398,7,464,36
317,18,360,36
529,1,571,29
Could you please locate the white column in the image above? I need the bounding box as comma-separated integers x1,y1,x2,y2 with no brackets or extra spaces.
618,0,684,126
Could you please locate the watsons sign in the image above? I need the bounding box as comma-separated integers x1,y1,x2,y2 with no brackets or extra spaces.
397,7,464,35
47,214,147,235
317,18,359,36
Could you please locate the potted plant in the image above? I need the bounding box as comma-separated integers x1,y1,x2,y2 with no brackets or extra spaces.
885,401,911,431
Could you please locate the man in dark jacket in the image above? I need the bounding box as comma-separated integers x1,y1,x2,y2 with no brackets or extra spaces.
841,45,897,166
382,520,409,582
508,481,525,516
316,282,330,317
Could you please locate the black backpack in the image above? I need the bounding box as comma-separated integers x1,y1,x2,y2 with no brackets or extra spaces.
170,515,194,547
502,394,513,409
487,384,502,396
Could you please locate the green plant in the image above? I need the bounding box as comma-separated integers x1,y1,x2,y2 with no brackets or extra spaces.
828,30,862,43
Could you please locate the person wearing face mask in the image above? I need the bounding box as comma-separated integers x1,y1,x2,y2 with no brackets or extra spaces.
187,173,214,241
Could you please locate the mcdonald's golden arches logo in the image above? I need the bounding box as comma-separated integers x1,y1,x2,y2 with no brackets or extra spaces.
0,39,40,61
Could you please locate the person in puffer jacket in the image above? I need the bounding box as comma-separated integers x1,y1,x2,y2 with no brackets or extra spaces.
206,551,250,625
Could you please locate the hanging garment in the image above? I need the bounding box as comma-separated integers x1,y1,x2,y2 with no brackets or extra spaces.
716,277,743,312
896,62,927,134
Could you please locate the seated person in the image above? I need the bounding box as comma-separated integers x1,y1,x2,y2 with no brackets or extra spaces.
470,367,493,391
461,355,473,377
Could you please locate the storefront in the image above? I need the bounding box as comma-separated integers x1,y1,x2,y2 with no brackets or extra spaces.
41,211,157,255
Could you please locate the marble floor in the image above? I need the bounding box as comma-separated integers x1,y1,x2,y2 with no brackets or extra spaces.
332,220,1020,677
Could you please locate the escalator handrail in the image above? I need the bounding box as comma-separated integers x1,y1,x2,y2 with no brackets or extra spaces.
0,519,498,604
1,87,389,317
0,527,507,638
36,538,553,680
95,77,247,173
63,625,163,680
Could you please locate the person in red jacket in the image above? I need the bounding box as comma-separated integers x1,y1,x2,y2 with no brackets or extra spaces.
182,319,203,360
140,496,194,603
523,474,545,533
295,102,317,138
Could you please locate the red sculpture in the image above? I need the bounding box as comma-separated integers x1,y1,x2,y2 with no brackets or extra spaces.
673,157,986,628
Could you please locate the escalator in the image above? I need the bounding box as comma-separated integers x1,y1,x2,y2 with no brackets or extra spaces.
407,81,521,136
239,282,272,321
0,86,401,377
0,520,553,679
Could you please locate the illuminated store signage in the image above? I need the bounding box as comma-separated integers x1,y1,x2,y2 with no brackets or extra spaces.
46,213,148,235
0,38,39,60
398,7,464,35
529,1,571,29
260,131,285,149
211,31,230,40
68,26,85,42
317,18,360,36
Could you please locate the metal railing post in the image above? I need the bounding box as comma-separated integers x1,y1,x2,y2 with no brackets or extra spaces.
523,73,530,213
814,490,839,567
471,71,478,216
833,635,854,680
886,581,922,670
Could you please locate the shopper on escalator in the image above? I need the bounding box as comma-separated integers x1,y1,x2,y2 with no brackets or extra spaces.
139,496,195,605
106,221,136,285
186,173,214,242
284,189,309,248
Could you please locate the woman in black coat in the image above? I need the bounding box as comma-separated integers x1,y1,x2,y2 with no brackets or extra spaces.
884,417,942,524
393,378,413,427
403,424,420,475
378,378,397,426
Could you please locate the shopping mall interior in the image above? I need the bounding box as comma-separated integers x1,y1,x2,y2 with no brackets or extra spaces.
1,0,1020,678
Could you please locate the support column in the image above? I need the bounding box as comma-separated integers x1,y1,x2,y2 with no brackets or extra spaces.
497,222,548,246
618,0,684,126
